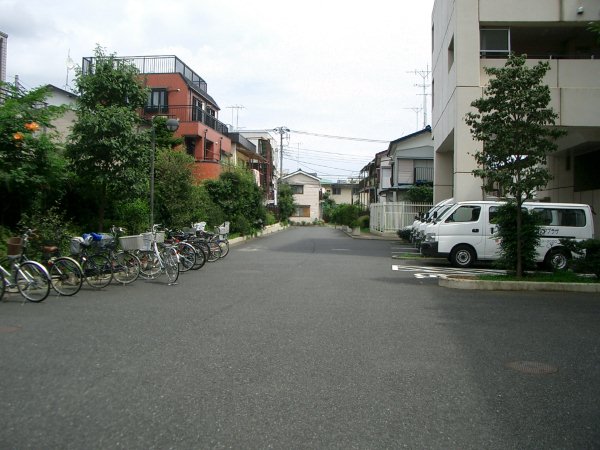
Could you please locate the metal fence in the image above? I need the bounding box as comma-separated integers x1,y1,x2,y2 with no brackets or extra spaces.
369,202,432,233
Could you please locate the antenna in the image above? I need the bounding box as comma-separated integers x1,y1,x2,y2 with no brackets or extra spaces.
403,107,422,132
408,65,431,128
226,105,245,131
65,49,75,91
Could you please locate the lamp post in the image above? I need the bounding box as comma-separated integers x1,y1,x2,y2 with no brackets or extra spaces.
150,117,180,227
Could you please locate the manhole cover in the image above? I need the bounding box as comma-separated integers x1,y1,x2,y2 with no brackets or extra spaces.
0,326,22,334
506,360,558,375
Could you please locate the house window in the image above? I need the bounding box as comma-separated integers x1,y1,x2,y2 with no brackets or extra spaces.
332,186,341,195
480,28,510,57
293,206,310,217
290,185,304,194
147,89,168,113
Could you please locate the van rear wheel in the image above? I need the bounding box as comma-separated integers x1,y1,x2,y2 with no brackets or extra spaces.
545,248,571,271
450,245,475,268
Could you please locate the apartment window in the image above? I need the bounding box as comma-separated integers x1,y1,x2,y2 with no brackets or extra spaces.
293,206,310,217
480,28,510,56
290,185,304,194
147,88,168,113
448,36,454,71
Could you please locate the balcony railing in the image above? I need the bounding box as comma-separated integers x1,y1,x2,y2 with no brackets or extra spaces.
143,105,229,136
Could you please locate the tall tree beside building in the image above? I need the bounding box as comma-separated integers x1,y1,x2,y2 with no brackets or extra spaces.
465,54,566,277
66,46,149,230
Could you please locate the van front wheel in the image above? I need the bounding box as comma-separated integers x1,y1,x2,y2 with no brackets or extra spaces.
450,245,476,268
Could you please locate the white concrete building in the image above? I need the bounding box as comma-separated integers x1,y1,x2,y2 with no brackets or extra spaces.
432,0,600,235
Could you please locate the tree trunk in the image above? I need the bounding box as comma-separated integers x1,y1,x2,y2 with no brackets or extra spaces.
516,200,523,278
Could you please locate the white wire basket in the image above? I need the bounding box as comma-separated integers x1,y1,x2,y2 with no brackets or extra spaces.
119,235,144,251
141,231,165,251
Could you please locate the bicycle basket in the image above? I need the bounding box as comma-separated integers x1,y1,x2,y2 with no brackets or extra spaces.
7,237,23,257
70,237,85,255
119,235,144,251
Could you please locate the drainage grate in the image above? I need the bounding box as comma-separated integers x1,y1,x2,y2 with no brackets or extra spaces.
506,360,558,375
0,326,22,334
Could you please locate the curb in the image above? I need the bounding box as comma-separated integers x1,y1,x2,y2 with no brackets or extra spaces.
439,275,600,293
229,224,289,246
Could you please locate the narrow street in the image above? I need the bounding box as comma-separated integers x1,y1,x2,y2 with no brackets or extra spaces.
0,227,598,449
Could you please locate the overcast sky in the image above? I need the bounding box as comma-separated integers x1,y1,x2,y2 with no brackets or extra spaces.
2,0,434,179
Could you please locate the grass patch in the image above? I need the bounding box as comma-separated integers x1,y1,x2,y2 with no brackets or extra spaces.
478,271,598,283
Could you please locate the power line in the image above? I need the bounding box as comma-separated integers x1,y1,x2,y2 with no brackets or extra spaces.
289,129,389,143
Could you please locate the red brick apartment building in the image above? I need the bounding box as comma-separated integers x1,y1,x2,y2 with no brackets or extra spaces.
82,55,263,183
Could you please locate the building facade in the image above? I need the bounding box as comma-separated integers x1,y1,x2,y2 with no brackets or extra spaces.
0,31,7,83
83,55,232,182
431,0,600,235
381,126,434,202
280,170,322,222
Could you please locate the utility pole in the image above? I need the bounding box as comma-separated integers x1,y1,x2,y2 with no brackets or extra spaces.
273,126,290,179
408,66,431,129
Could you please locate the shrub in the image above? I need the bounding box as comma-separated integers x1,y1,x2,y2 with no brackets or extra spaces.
560,238,600,279
494,202,541,272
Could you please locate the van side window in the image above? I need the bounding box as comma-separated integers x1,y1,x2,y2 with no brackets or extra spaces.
446,206,481,223
489,206,498,224
532,208,586,227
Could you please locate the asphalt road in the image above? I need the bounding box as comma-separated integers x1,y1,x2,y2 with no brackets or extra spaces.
0,226,599,449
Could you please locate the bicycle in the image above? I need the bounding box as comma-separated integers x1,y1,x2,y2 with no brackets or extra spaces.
70,235,114,289
136,225,179,284
20,228,83,297
165,229,205,272
195,222,230,261
0,236,50,302
96,226,141,285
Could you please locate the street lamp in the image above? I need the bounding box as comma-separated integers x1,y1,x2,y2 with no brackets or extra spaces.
150,117,180,227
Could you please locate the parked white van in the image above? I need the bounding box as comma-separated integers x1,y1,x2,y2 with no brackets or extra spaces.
411,198,455,247
420,201,595,269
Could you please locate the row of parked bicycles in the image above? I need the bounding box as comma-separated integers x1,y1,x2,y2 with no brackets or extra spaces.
0,222,230,303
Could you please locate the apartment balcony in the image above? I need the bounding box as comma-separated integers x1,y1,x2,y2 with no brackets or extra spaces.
142,105,229,136
83,55,208,93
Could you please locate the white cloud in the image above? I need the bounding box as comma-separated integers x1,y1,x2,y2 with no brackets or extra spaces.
1,0,434,178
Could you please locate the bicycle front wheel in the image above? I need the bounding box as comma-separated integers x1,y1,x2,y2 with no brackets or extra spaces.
192,245,206,270
137,250,160,279
207,241,221,262
177,242,197,273
17,261,50,302
218,240,230,258
50,257,83,296
112,251,140,285
162,247,179,284
83,254,113,289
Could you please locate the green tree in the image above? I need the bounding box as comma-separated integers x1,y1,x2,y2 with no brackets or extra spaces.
465,54,566,277
204,168,267,235
321,191,336,222
405,185,433,203
66,46,149,230
494,202,541,272
0,83,68,227
155,148,197,227
277,183,296,222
